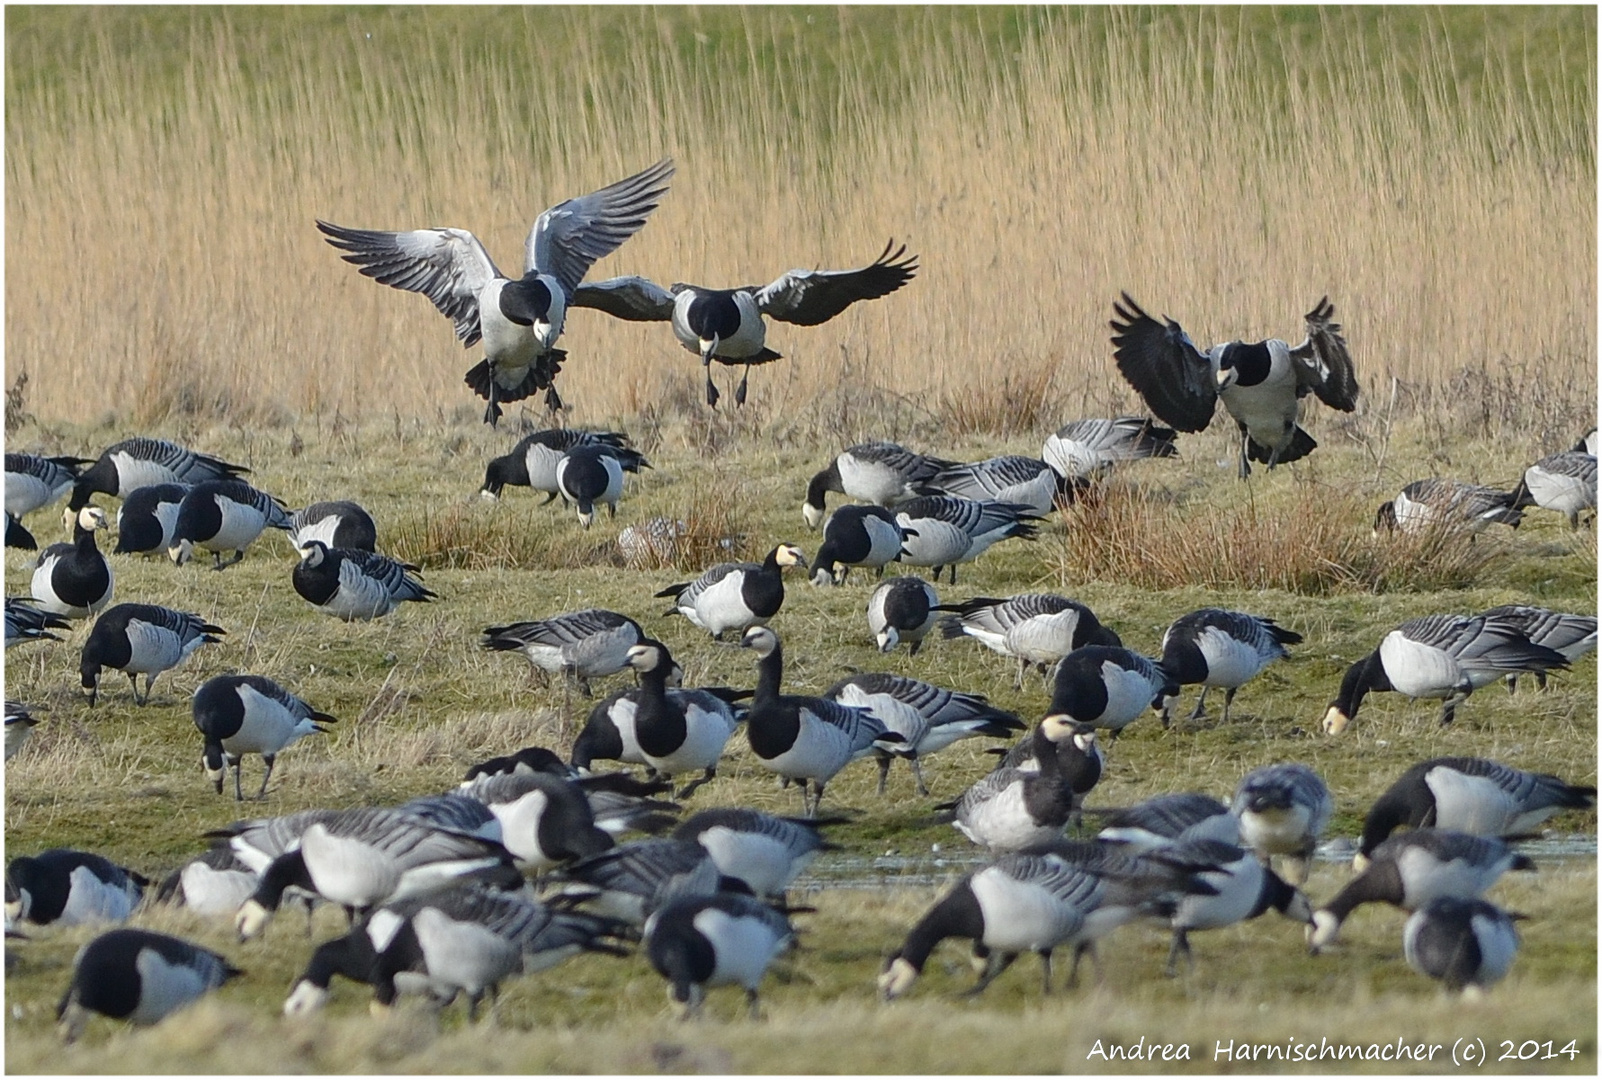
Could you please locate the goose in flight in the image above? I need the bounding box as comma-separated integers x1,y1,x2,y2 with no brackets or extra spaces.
317,158,674,426
570,240,918,406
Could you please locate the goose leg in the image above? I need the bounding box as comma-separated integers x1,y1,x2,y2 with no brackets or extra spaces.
745,987,761,1020
1221,686,1238,724
909,757,929,797
875,752,892,796
677,767,716,800
1186,687,1210,722
1164,929,1192,977
232,758,245,802
963,951,1016,996
1038,949,1054,994
128,672,143,705
1236,425,1252,480
258,754,276,800
735,364,750,406
704,358,720,408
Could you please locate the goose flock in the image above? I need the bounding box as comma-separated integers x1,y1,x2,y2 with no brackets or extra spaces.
2,164,1597,1043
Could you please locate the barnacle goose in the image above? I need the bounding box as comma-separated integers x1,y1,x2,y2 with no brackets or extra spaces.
1231,763,1332,886
571,685,747,785
546,837,727,926
671,809,836,899
31,506,114,618
938,593,1122,689
479,428,646,501
987,719,1104,827
1481,604,1597,690
454,770,618,869
1373,478,1522,534
193,674,336,801
67,437,248,512
6,511,35,549
1307,829,1534,952
56,928,241,1042
1322,612,1568,733
293,540,434,620
795,442,955,529
6,849,146,927
1403,896,1523,997
155,846,259,917
555,443,626,528
951,716,1094,852
5,452,91,519
1095,792,1240,853
5,701,40,761
645,891,796,1018
169,478,291,569
1509,451,1596,529
625,640,740,798
867,575,939,655
6,596,71,648
482,609,643,697
79,603,225,705
808,504,908,585
925,455,1074,516
318,158,673,424
1357,757,1596,867
287,500,377,552
824,672,1025,795
1575,428,1599,456
658,543,808,639
617,516,689,569
112,482,189,555
740,626,906,816
1158,608,1301,725
1156,837,1312,975
893,496,1042,584
572,241,918,408
1048,645,1177,739
1041,416,1179,479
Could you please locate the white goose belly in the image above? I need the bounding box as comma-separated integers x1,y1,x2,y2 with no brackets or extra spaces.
697,907,786,989
122,621,188,675
687,573,755,636
958,781,1060,852
325,562,399,620
1378,631,1465,699
59,867,139,925
202,499,270,554
1526,466,1594,514
411,907,523,995
970,868,1084,951
1173,856,1262,931
645,712,735,776
129,953,212,1025
697,828,808,898
1394,848,1504,908
1237,804,1316,856
896,517,969,567
1096,662,1161,730
1005,613,1079,666
761,717,853,782
300,826,403,909
838,457,911,505
1194,627,1270,687
1426,769,1527,836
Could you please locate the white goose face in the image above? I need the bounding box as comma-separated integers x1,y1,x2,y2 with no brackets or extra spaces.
626,643,666,673
1039,713,1080,743
801,501,824,531
1321,705,1350,736
740,626,778,657
297,542,328,566
283,980,329,1016
168,538,195,566
878,956,919,1000
876,627,899,653
775,544,808,570
235,898,271,941
1307,909,1341,952
77,506,108,532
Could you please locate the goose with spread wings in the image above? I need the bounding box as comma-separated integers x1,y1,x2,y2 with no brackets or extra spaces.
1110,294,1358,478
316,158,674,426
570,241,918,406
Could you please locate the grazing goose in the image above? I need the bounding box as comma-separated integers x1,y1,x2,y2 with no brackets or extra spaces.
318,158,674,424
1158,608,1301,725
5,701,40,761
1509,451,1597,529
1111,294,1358,479
548,838,727,926
1373,478,1522,534
1096,793,1240,854
824,672,1025,796
6,849,146,927
645,891,796,1018
658,543,808,640
797,442,955,529
112,482,190,555
1231,763,1333,886
56,929,241,1042
66,437,247,512
192,674,336,800
1048,645,1177,739
482,609,643,697
169,479,291,569
951,717,1093,852
572,241,918,407
1403,897,1523,997
809,504,908,585
479,428,646,501
925,455,1073,517
30,506,114,618
867,575,939,655
1322,612,1568,733
1308,830,1534,952
6,512,35,549
555,443,626,527
1041,416,1179,479
893,496,1042,584
287,500,378,552
292,540,434,620
671,809,835,899
740,626,905,816
1482,604,1597,691
454,770,616,870
155,847,260,917
79,603,225,706
1575,428,1599,456
626,640,739,798
6,596,71,648
1357,757,1596,866
938,593,1122,689
5,452,92,519
1158,837,1312,975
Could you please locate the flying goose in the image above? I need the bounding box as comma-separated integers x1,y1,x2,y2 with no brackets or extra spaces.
799,442,955,529
1158,608,1301,725
1111,294,1358,478
479,428,646,501
56,928,241,1042
867,575,939,655
893,496,1042,584
112,482,190,555
318,158,674,425
658,543,808,639
169,479,292,569
1047,645,1177,739
925,455,1073,516
482,609,643,697
625,639,740,798
79,603,225,706
293,540,434,621
645,891,796,1019
6,596,72,649
1373,478,1522,534
1480,604,1597,690
5,848,146,927
5,701,40,761
808,504,909,585
670,808,836,900
31,506,114,618
572,240,918,407
1231,763,1333,886
1403,896,1523,997
66,437,248,513
1510,450,1597,529
1041,416,1179,479
287,500,378,552
938,593,1122,689
555,443,626,528
192,674,337,801
5,452,92,520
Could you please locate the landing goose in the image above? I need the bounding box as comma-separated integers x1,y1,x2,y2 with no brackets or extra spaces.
951,717,1094,851
193,673,336,800
56,929,241,1042
1373,478,1522,534
1481,604,1597,691
6,512,35,549
1157,837,1312,975
287,500,377,552
112,483,189,555
482,609,643,697
169,479,291,569
925,455,1073,516
1041,416,1179,479
479,428,646,501
5,701,41,761
1510,451,1596,529
1111,294,1358,478
867,575,939,654
6,596,71,648
572,240,918,407
1095,792,1240,853
671,808,836,899
808,504,908,585
1231,763,1332,886
5,452,91,519
555,443,625,527
796,441,955,529
1403,896,1523,996
938,593,1122,688
318,158,674,424
658,543,808,639
1158,608,1300,725
1047,645,1177,739
546,837,727,926
293,540,434,620
31,506,114,618
625,640,739,798
893,496,1041,584
645,891,796,1018
5,849,146,927
79,603,225,705
67,437,247,512
1322,612,1568,733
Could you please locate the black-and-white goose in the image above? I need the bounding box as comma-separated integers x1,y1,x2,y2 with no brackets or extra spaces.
292,540,434,620
1307,829,1535,952
1575,428,1599,456
797,442,955,529
67,438,248,513
1357,757,1596,866
951,717,1093,852
192,674,336,801
1322,612,1569,733
1403,896,1523,997
450,771,615,870
1510,450,1596,529
1481,604,1597,691
1095,792,1241,853
482,609,643,697
671,808,835,899
1041,416,1179,479
1231,763,1332,886
1048,645,1176,739
645,891,796,1018
988,720,1105,827
1111,294,1359,479
287,500,378,552
925,455,1072,517
169,478,291,569
893,496,1041,584
479,428,646,501
1373,478,1522,534
739,626,905,816
572,241,918,407
570,686,747,786
112,482,190,555
867,575,939,655
6,512,35,549
547,837,726,927
56,928,241,1042
30,506,114,618
6,596,71,649
809,504,908,585
824,672,1025,796
1158,608,1301,725
938,593,1122,689
625,640,739,798
658,543,808,640
1157,837,1312,975
318,158,674,425
5,700,40,761
79,603,225,706
5,848,146,927
6,452,92,519
555,443,626,528
155,846,259,918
